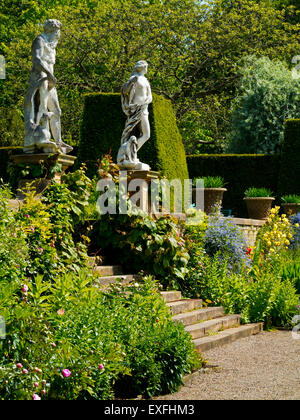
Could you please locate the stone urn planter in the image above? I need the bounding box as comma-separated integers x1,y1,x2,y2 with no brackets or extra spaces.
243,197,275,220
281,203,300,216
193,188,227,214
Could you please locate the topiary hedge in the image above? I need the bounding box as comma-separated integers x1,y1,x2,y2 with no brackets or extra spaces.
77,92,189,183
278,119,300,197
187,154,281,217
0,147,22,182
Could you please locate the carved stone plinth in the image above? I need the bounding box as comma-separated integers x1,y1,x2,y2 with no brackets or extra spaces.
10,153,76,200
126,170,159,214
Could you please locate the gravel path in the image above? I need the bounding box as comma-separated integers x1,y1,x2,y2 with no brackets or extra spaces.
156,330,300,400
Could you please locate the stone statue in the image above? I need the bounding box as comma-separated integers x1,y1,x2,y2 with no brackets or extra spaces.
117,60,152,171
23,19,73,155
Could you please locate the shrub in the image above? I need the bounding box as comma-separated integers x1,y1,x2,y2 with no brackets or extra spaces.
227,56,300,154
194,255,299,328
0,107,23,147
0,146,22,182
91,213,189,290
78,92,189,183
182,219,208,298
204,213,250,272
278,119,300,196
255,206,294,258
0,184,28,283
187,154,280,217
0,274,201,400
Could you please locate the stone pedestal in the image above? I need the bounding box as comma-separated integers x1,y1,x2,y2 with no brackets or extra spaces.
10,153,76,200
126,170,159,214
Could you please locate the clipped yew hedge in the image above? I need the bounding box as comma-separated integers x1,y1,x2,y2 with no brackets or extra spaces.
278,119,300,197
187,154,281,217
78,92,189,183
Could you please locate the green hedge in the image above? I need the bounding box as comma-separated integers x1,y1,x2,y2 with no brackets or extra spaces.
78,92,188,183
0,147,22,182
187,154,281,217
278,119,300,197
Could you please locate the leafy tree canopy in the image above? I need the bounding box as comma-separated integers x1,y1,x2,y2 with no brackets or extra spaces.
0,0,299,152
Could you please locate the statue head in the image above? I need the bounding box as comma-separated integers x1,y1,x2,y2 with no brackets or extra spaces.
133,60,148,75
43,19,62,37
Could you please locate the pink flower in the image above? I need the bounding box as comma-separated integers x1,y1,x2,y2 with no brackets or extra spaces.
22,369,28,374
33,394,41,401
22,285,29,294
51,342,56,348
57,309,65,316
25,214,30,219
34,382,39,388
16,363,23,369
30,226,35,233
62,369,71,378
99,364,105,371
42,389,46,395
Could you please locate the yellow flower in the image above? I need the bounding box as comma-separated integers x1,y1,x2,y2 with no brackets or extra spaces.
295,223,299,228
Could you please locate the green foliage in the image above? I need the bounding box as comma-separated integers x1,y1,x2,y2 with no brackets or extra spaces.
227,56,300,154
0,147,22,182
189,254,299,328
193,176,225,188
1,0,299,151
281,195,300,204
0,274,201,400
0,107,23,147
78,92,188,183
187,154,280,217
244,187,273,198
278,119,300,196
0,169,92,282
91,213,189,290
0,184,28,283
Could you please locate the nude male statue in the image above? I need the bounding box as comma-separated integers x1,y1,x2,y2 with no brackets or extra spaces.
23,19,72,154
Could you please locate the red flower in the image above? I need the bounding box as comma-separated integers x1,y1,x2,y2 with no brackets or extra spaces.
246,247,252,255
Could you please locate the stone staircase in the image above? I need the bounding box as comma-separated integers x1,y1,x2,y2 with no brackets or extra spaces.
161,290,263,353
90,258,263,352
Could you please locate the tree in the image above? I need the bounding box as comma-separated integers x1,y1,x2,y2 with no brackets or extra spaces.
0,0,299,151
227,56,300,154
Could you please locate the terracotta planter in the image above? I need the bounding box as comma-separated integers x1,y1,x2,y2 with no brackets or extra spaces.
243,197,275,220
193,188,227,214
281,203,300,216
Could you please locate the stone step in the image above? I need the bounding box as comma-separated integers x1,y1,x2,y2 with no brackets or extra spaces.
172,306,225,327
88,256,109,267
160,291,182,303
93,274,137,288
185,314,241,340
93,265,123,276
193,323,263,353
167,299,203,315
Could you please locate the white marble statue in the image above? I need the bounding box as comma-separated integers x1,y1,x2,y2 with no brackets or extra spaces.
23,19,73,155
117,60,152,171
